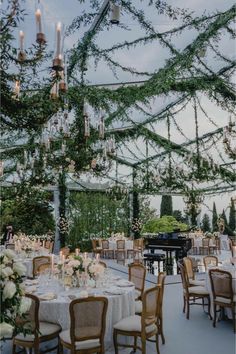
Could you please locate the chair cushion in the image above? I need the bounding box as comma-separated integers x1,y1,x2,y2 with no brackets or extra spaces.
215,295,236,304
189,279,205,286
15,322,61,342
60,330,100,350
113,315,157,334
135,300,142,314
189,286,209,295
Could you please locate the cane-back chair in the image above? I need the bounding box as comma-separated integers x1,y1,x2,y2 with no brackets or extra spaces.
203,256,218,271
59,296,108,353
32,256,51,277
129,263,146,300
183,257,205,286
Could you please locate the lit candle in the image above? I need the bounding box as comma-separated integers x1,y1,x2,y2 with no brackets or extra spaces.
14,80,20,97
35,9,42,33
59,251,63,261
62,255,65,265
19,30,24,51
42,240,45,248
84,252,87,259
96,253,100,261
56,22,61,57
75,248,79,256
51,254,54,272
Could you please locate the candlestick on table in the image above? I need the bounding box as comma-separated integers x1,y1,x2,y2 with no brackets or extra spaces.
51,254,54,273
59,251,63,261
42,240,45,248
96,253,100,261
75,248,79,256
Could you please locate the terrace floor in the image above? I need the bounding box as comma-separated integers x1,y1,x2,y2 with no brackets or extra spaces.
3,253,235,354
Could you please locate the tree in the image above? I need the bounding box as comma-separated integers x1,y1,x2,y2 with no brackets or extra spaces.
212,202,218,232
160,195,173,217
201,213,210,232
220,209,233,236
229,198,236,232
143,216,188,233
173,210,189,224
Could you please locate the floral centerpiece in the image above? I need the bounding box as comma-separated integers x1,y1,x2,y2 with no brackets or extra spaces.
0,249,31,340
57,253,104,287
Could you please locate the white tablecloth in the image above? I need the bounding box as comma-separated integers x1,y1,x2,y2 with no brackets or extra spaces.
108,240,133,250
205,265,236,319
26,275,135,349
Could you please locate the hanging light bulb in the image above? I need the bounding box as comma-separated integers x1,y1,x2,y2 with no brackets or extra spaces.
18,30,26,62
98,110,105,139
30,155,35,169
43,155,47,169
110,2,121,24
61,141,66,154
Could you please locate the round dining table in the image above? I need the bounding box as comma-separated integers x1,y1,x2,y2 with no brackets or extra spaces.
24,273,135,350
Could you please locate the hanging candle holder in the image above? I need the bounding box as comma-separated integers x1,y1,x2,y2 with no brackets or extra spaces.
52,22,64,71
23,150,28,169
110,2,121,24
50,81,59,99
35,3,46,45
98,110,105,139
18,30,26,62
13,80,20,100
84,103,90,138
0,161,4,177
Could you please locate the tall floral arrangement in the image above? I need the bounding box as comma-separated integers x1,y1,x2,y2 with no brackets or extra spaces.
0,249,31,340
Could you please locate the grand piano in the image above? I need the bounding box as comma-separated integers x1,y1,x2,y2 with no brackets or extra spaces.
144,230,192,274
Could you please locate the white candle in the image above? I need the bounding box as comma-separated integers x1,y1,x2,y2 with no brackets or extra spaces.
35,9,42,33
62,255,65,265
59,251,63,261
75,248,79,256
42,240,45,248
51,254,54,272
96,253,100,261
19,30,24,51
56,22,61,57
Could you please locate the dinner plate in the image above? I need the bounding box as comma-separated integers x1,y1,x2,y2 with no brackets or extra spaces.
38,293,57,301
104,288,124,295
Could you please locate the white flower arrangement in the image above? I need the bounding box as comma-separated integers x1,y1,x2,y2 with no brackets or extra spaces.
0,249,30,340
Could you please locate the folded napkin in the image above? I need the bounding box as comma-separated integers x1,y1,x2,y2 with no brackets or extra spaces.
104,288,124,295
25,279,39,286
26,286,37,293
117,281,134,287
38,293,57,301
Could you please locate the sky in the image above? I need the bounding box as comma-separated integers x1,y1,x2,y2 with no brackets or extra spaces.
3,0,236,221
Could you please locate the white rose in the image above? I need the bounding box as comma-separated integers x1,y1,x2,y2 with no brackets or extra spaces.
0,266,14,278
13,262,27,277
3,281,16,300
2,249,15,260
19,297,31,315
0,322,14,339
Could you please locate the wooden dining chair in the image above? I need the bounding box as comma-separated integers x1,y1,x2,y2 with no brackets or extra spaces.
203,255,218,271
92,239,102,257
179,263,211,320
199,238,210,255
183,257,205,286
101,239,114,259
157,272,166,345
60,246,70,257
113,286,161,354
5,243,15,250
115,239,126,262
99,260,107,268
59,296,108,353
32,256,51,277
129,263,146,300
209,269,236,332
45,240,54,253
13,293,61,354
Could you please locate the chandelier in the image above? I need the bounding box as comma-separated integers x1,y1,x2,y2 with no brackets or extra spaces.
223,117,236,160
183,193,204,216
